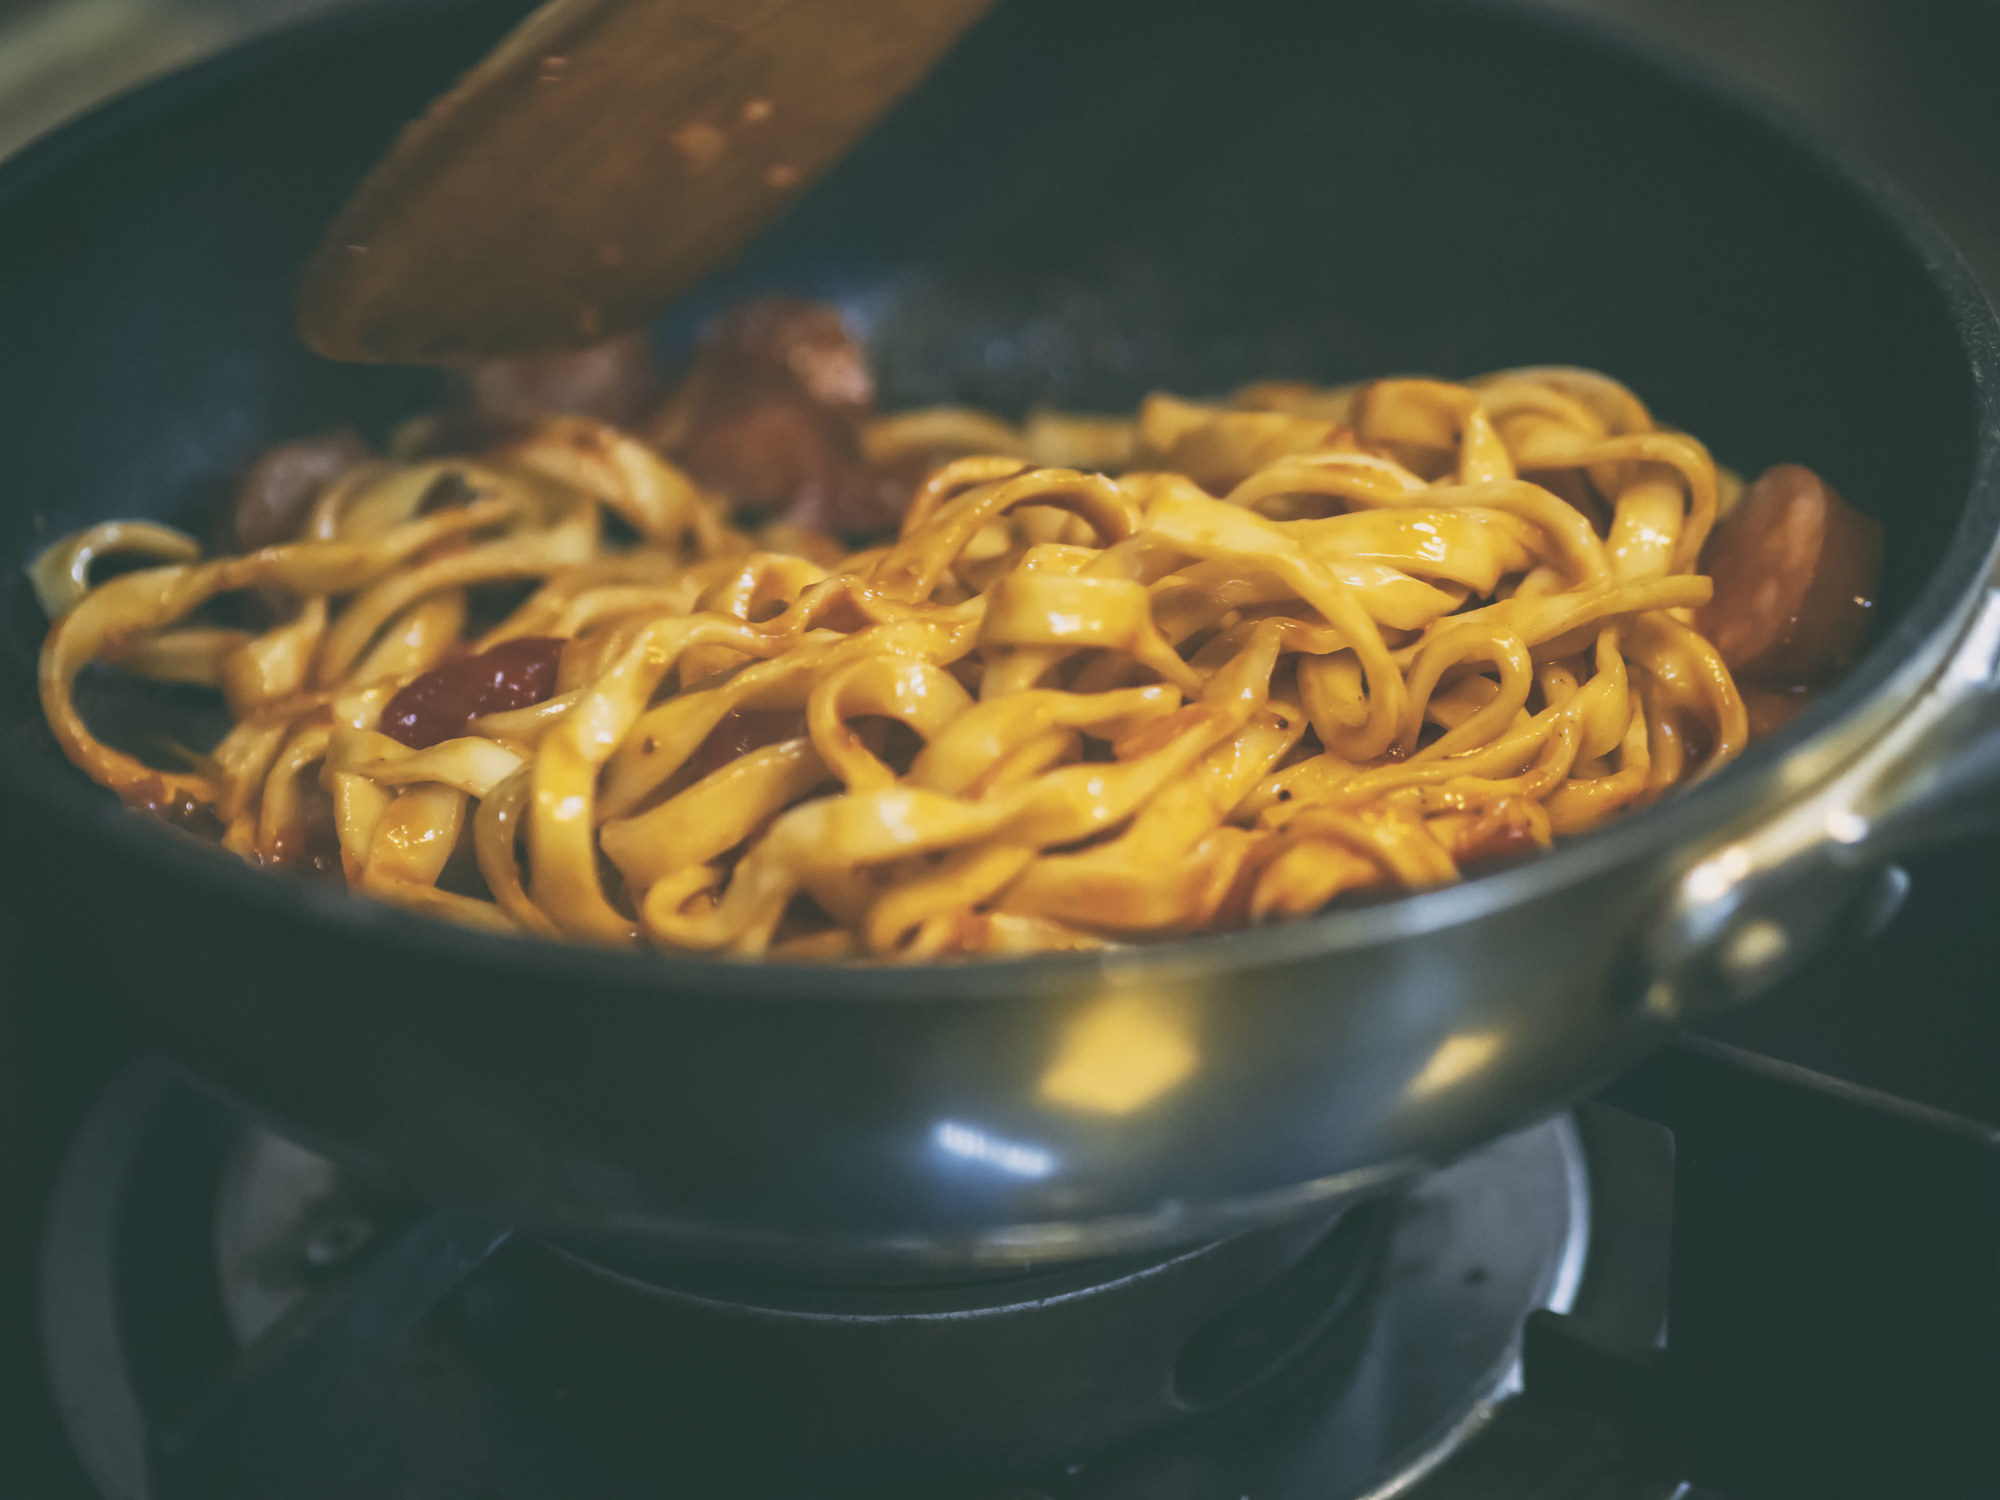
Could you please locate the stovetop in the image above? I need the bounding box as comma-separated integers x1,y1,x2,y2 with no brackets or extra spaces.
6,835,2000,1498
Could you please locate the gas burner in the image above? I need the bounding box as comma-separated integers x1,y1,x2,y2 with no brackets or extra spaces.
41,1064,1602,1499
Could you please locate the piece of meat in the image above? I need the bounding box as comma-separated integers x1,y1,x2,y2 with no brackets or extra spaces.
1696,463,1885,686
232,430,373,551
646,296,906,534
380,636,565,748
460,331,662,428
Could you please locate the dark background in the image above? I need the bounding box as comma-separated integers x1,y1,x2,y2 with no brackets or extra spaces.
1556,0,2000,294
3,0,1998,291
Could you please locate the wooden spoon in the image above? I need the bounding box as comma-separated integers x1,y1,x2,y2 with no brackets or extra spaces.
298,0,996,365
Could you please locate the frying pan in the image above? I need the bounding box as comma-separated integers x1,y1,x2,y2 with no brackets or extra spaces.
2,0,1997,1276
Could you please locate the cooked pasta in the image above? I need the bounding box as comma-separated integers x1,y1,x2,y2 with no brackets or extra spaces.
35,362,1780,960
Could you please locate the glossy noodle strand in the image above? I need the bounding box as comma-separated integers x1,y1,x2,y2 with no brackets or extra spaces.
36,369,1771,961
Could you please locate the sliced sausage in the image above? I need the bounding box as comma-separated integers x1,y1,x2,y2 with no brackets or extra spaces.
232,429,372,551
1695,463,1884,686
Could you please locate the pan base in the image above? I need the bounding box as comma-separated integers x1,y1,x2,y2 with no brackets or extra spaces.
42,1062,1595,1499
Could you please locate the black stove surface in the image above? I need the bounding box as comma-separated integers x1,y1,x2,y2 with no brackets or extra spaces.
6,836,2000,1498
29,1066,1586,1500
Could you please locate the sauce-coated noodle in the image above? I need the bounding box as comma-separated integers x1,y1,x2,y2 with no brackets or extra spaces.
36,362,1812,960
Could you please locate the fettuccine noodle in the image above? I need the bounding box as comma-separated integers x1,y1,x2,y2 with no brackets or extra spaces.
34,368,1751,960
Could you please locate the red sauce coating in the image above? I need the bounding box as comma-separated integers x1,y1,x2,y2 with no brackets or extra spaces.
1696,464,1885,687
1741,683,1816,740
381,636,565,748
687,708,810,779
1455,817,1542,870
121,781,227,842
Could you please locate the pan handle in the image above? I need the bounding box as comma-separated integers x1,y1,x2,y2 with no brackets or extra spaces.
1644,581,2000,1017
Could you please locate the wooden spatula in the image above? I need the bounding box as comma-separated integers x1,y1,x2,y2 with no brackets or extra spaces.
298,0,996,365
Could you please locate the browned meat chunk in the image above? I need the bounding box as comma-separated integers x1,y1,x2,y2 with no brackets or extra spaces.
461,331,662,428
232,429,372,551
646,296,905,534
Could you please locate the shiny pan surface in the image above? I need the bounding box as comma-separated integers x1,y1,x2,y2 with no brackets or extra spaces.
1,0,1996,1272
